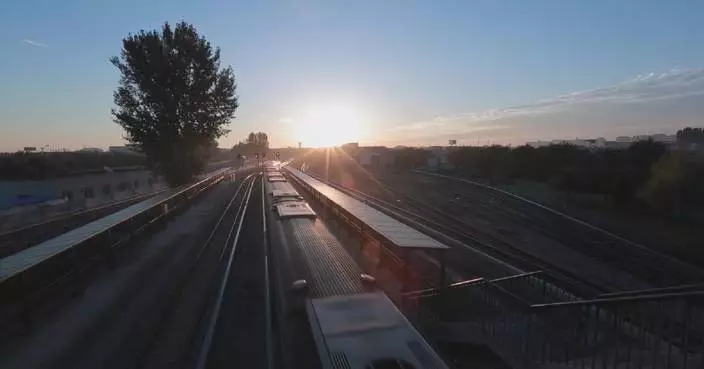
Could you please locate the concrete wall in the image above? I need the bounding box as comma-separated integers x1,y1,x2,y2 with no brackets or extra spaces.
0,170,162,210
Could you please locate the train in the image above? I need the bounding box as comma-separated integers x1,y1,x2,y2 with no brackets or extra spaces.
262,161,449,369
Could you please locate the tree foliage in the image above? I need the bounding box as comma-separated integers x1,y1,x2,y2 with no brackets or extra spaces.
639,152,704,216
676,127,704,146
449,138,704,217
231,132,269,156
111,21,238,186
638,152,687,215
295,134,703,219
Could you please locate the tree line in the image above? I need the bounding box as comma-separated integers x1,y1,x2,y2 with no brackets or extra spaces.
442,129,704,218
0,152,147,180
231,132,269,157
676,127,704,146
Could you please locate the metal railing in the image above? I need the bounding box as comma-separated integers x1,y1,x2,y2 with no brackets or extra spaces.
598,284,704,299
410,272,704,369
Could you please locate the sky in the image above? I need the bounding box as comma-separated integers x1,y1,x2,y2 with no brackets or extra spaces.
1,0,704,151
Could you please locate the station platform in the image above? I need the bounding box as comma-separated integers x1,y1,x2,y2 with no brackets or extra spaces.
0,168,230,284
285,168,448,251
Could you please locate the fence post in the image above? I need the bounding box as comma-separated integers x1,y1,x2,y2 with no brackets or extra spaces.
19,272,34,329
71,246,84,297
591,307,600,369
682,303,690,369
522,311,533,369
106,229,116,270
438,249,446,288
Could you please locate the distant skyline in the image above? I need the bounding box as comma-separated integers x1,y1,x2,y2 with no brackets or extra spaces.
2,1,704,151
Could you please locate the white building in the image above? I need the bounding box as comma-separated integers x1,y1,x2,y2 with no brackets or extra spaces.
0,170,162,210
426,147,453,171
358,147,395,167
109,146,142,155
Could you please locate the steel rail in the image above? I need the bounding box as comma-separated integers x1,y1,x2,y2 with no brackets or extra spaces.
194,175,256,369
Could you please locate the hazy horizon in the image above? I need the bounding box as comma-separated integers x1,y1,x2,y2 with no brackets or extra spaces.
2,1,704,151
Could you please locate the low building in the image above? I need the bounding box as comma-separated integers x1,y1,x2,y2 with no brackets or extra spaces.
427,146,455,171
426,147,454,171
604,141,632,150
527,141,552,148
340,142,361,160
0,170,162,211
340,142,359,151
109,145,142,155
358,147,395,167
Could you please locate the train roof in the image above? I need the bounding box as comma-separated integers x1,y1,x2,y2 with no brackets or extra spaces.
268,180,296,193
307,292,449,369
271,189,300,198
274,201,316,219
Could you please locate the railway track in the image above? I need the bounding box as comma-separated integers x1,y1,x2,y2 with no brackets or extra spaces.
309,172,605,297
404,172,704,289
194,174,271,369
129,173,270,369
386,188,612,294
299,167,704,369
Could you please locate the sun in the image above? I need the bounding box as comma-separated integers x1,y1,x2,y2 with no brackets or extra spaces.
295,104,365,147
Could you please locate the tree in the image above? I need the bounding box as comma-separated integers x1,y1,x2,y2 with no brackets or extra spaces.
638,152,687,215
232,131,269,156
627,139,667,168
639,151,704,216
676,127,704,146
258,132,269,149
248,132,269,151
111,21,238,186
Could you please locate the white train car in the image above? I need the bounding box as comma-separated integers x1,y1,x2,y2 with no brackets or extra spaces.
263,165,449,369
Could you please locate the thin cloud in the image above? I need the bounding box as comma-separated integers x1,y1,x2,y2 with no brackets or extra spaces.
539,68,704,107
279,117,294,123
22,39,48,48
388,68,704,141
